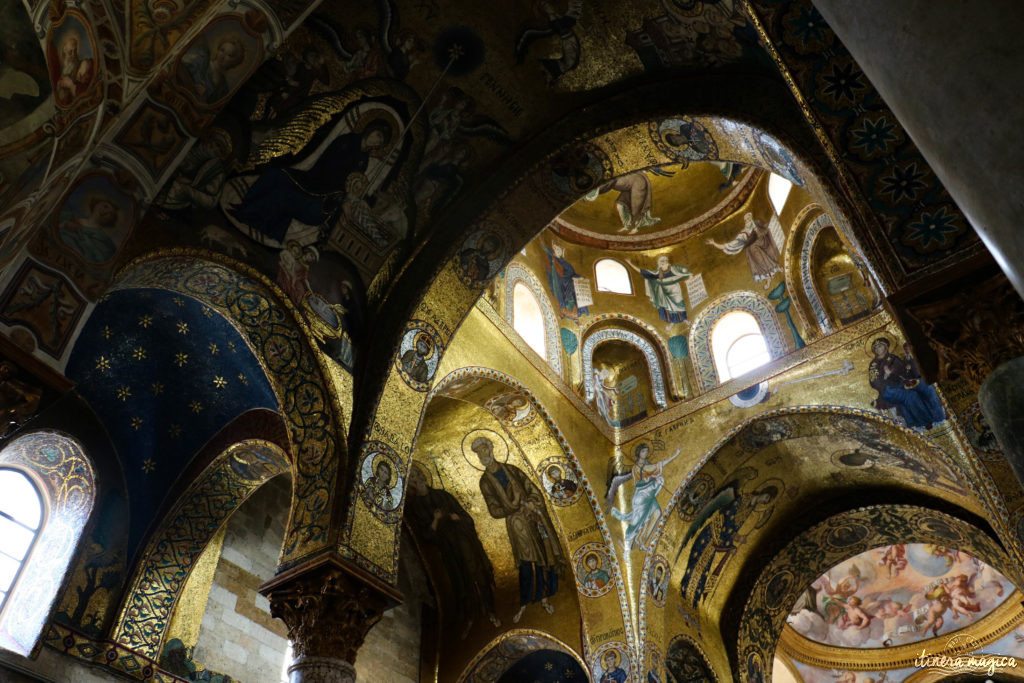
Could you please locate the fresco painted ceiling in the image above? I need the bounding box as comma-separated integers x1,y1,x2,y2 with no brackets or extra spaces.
787,544,1013,650
65,287,277,554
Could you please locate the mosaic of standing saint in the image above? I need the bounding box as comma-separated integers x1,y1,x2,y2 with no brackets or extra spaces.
466,431,564,623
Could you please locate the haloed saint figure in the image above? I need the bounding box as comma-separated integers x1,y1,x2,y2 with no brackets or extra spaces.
473,435,564,622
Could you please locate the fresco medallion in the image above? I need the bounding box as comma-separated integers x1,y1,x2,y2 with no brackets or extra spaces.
786,544,1012,649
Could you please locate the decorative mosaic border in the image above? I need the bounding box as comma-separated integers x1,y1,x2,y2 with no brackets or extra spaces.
110,440,288,658
688,290,787,392
112,251,344,566
799,213,834,334
503,262,563,375
582,328,668,408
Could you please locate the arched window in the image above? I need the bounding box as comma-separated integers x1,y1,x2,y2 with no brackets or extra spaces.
0,432,95,656
0,468,43,616
513,282,547,358
712,311,770,381
594,259,632,294
768,173,793,216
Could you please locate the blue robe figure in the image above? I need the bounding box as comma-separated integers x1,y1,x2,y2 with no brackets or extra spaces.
229,119,393,245
677,482,778,608
544,243,588,317
868,337,945,430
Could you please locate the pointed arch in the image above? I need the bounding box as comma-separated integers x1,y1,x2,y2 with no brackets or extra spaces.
110,440,289,659
688,291,786,391
457,629,587,683
430,367,634,657
353,101,866,578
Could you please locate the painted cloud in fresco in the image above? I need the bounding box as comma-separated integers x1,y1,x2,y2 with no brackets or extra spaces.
787,544,1012,649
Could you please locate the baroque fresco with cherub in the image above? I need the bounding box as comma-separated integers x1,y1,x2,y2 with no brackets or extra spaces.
787,544,1011,649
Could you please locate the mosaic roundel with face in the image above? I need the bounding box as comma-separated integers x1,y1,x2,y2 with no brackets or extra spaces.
358,441,404,523
455,226,509,286
573,541,615,598
538,455,582,507
396,319,444,391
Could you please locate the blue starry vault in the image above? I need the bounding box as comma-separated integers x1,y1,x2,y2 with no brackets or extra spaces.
66,288,278,556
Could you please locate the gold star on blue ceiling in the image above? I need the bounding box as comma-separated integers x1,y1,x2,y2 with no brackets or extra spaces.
66,287,277,556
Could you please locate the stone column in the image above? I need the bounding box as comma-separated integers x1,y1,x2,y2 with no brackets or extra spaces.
259,554,402,683
906,272,1024,485
812,0,1024,300
980,357,1024,487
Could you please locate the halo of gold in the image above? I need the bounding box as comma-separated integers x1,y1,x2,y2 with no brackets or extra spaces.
865,332,897,358
409,459,434,488
370,453,398,488
461,429,509,471
601,648,621,669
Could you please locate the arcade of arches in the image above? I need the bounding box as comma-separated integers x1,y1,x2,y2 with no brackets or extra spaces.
1,1,1023,682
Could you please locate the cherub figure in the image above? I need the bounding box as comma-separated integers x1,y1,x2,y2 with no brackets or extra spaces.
918,586,952,637
878,544,907,578
946,573,980,620
838,596,873,631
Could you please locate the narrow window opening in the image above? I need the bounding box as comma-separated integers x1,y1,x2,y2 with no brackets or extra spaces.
768,173,793,216
513,282,547,358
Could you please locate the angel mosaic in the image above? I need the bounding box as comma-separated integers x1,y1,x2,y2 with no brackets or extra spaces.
605,443,681,552
705,212,783,289
676,478,781,608
584,171,661,234
514,0,583,85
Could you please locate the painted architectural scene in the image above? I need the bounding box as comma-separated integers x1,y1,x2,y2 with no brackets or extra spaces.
0,1,1022,682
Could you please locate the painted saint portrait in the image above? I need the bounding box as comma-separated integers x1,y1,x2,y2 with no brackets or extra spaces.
485,391,536,427
665,636,716,683
457,229,506,284
466,431,563,622
56,174,136,265
47,13,96,108
626,255,693,327
398,327,439,388
648,555,669,607
177,19,260,107
592,644,630,683
543,242,588,318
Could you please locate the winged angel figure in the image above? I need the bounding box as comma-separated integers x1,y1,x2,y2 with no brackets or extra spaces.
675,479,780,607
514,0,584,84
